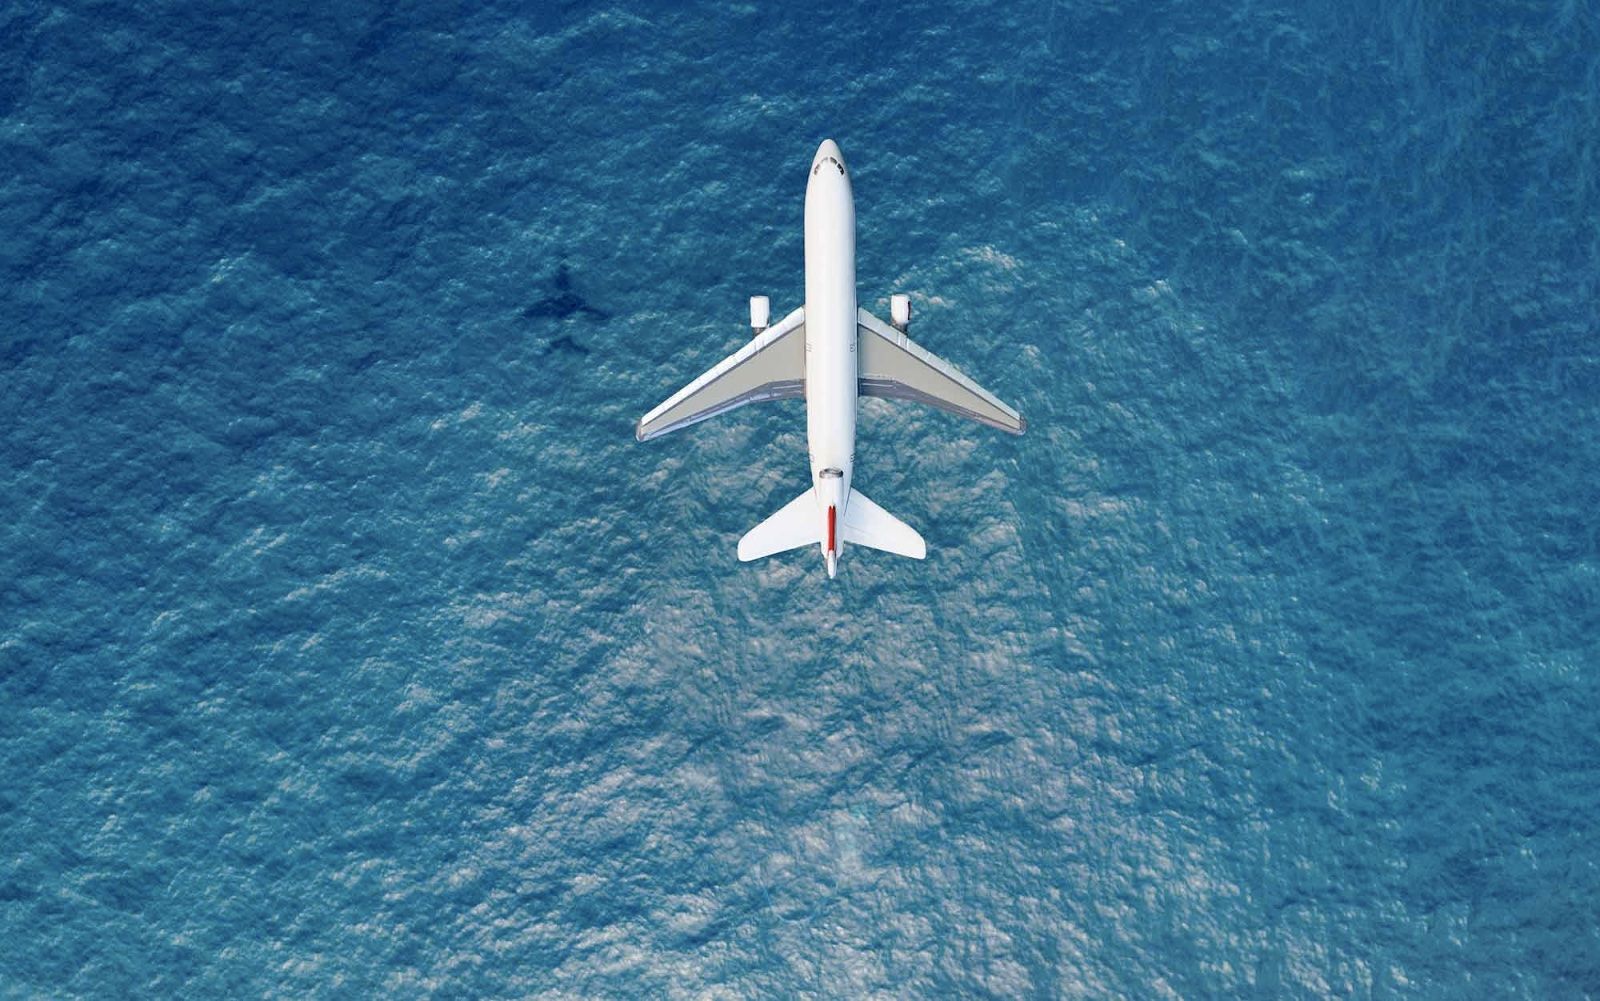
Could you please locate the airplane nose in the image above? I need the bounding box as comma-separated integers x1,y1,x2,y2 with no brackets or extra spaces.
812,139,846,174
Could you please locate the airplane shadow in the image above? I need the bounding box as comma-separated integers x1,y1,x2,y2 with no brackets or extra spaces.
525,262,608,357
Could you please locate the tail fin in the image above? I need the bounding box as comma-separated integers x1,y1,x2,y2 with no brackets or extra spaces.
738,488,821,561
841,489,926,559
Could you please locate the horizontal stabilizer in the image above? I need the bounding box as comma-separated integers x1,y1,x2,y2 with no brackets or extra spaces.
738,487,821,561
857,308,1025,434
841,488,926,559
637,307,807,441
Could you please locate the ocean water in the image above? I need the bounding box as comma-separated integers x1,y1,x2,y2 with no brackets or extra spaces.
3,0,1598,996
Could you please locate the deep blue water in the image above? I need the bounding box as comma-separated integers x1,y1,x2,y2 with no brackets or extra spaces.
3,1,1598,996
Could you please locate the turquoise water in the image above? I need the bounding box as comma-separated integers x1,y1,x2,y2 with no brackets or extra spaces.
2,1,1597,996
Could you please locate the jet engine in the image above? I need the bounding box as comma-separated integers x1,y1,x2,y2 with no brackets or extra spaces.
890,294,911,331
750,295,770,334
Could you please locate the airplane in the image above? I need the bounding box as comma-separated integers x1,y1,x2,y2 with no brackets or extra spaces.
636,139,1024,578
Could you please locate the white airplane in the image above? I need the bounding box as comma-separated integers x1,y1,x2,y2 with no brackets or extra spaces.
636,139,1024,577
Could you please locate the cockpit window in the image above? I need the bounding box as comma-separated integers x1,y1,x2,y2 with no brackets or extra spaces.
818,467,843,479
812,157,846,177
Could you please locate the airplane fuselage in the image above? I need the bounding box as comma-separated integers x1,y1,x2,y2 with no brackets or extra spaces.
803,139,856,576
636,139,1021,577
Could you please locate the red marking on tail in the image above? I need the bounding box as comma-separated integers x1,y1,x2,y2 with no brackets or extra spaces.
827,505,837,553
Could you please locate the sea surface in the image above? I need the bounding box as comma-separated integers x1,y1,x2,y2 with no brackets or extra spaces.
2,1,1598,997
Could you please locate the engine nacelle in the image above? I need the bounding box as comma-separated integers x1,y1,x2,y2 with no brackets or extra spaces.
890,294,911,331
749,295,770,333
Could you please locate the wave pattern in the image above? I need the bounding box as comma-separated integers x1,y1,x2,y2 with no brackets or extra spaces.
1,0,1596,996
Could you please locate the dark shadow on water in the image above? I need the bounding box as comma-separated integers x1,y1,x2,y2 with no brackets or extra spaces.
541,334,590,357
526,262,608,357
523,263,608,323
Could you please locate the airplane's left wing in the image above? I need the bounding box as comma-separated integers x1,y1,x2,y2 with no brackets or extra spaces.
857,307,1025,434
637,307,805,441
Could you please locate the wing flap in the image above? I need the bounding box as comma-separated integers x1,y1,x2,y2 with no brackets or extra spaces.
857,308,1025,434
637,307,806,441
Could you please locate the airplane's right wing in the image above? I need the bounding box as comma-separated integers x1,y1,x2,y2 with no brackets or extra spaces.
637,307,806,441
857,307,1025,434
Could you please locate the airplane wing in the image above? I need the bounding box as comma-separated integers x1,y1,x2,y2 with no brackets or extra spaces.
857,308,1025,434
636,307,806,441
